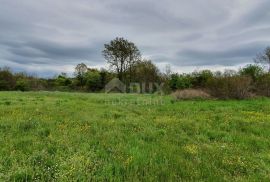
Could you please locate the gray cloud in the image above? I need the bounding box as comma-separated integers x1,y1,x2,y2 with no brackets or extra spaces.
0,0,270,76
175,41,269,66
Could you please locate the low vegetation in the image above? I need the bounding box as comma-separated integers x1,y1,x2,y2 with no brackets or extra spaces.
1,63,270,99
0,92,270,181
206,76,252,99
171,89,211,100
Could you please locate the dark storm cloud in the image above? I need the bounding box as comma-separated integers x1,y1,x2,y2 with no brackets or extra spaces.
0,0,270,75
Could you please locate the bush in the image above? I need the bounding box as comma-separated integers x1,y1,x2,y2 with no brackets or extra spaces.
239,64,264,81
206,76,252,99
0,68,15,90
85,70,102,92
56,75,72,87
169,74,193,90
255,74,270,97
176,75,193,89
191,70,213,88
169,74,179,90
171,89,211,100
15,79,30,91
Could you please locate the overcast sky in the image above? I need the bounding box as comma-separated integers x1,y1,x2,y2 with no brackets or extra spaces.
0,0,270,77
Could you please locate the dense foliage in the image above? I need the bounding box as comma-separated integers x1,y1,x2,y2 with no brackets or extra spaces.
1,63,270,99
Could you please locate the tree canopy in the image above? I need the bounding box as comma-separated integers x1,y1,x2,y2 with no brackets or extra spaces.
254,47,270,72
102,37,141,81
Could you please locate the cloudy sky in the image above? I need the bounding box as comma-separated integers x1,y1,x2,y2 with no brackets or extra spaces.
0,0,270,77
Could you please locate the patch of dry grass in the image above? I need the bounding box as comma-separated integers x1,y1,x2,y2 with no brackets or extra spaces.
172,89,211,100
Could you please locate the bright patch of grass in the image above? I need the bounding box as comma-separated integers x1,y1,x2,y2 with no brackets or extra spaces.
0,92,270,181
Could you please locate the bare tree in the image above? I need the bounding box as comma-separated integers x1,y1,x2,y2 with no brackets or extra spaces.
102,37,141,81
164,64,172,79
74,63,88,87
254,47,270,72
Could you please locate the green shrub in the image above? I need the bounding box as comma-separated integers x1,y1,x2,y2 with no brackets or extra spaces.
85,71,102,91
169,74,179,90
206,76,252,99
169,74,193,90
176,75,193,89
239,64,264,81
255,74,270,97
56,75,72,87
0,68,15,90
191,70,213,88
15,79,30,91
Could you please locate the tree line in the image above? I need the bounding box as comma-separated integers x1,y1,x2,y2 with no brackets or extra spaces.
1,37,270,99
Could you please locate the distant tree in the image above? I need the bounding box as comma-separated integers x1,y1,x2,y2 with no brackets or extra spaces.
223,69,237,77
85,69,102,92
191,70,213,88
30,77,46,91
239,64,264,81
132,60,161,93
169,73,179,90
99,68,115,89
169,73,193,90
176,74,193,90
133,60,160,83
15,79,30,91
60,72,67,78
102,37,141,81
0,67,15,90
256,73,270,96
206,76,252,99
56,73,72,86
254,46,270,72
164,64,172,79
74,63,88,87
214,71,223,77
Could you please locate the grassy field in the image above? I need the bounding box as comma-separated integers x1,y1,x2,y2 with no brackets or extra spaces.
0,92,270,181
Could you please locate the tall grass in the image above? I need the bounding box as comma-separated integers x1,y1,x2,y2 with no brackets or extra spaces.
0,92,270,181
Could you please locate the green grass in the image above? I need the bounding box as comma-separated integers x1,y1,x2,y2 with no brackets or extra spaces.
0,92,270,181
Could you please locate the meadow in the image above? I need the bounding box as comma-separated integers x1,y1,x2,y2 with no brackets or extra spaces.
0,92,270,181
